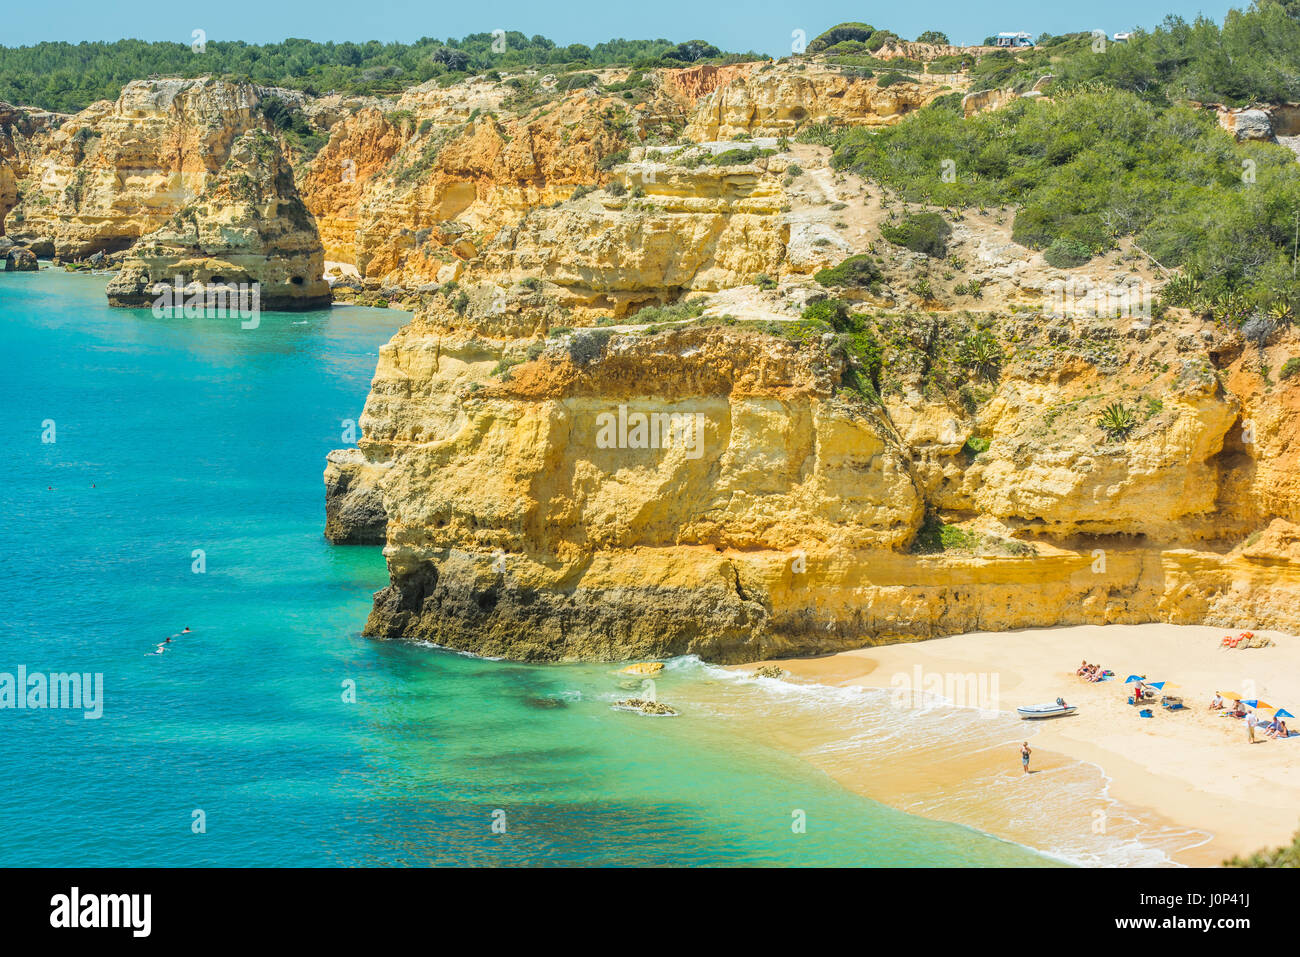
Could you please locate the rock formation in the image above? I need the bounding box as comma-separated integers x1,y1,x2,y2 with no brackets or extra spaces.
106,129,330,309
685,65,950,140
333,280,1300,662
324,449,389,544
5,246,37,270
8,78,265,259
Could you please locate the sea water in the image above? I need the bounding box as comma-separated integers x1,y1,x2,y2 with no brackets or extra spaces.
0,268,1053,866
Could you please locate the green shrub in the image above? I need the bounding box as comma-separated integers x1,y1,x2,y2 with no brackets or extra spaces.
754,273,777,290
1043,237,1093,268
710,147,775,166
626,296,708,325
1280,357,1300,381
880,212,952,258
814,255,882,288
807,23,877,55
598,149,630,171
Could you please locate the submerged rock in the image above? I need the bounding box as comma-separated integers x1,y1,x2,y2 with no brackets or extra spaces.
523,696,567,709
750,665,787,679
106,129,331,310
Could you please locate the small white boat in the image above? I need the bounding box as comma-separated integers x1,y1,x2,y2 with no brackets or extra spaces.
1017,700,1078,720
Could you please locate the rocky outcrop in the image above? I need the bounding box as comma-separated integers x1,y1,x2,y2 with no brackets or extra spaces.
324,448,389,543
5,246,37,270
661,63,760,103
106,129,330,309
613,699,678,716
8,78,265,259
685,65,951,139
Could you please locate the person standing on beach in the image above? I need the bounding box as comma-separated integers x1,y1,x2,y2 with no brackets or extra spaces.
1021,742,1031,774
1246,710,1260,744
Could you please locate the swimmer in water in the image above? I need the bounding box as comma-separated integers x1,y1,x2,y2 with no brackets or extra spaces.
151,628,191,655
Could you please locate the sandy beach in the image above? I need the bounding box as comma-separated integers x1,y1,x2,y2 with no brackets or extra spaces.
738,623,1300,866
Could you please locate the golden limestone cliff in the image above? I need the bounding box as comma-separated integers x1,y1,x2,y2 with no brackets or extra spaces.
106,129,330,309
294,60,966,293
7,78,266,258
328,280,1300,662
684,64,955,140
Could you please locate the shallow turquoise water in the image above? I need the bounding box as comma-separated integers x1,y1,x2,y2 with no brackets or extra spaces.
0,269,1051,866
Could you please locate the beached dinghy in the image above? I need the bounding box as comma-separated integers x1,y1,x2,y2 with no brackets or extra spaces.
1017,700,1077,720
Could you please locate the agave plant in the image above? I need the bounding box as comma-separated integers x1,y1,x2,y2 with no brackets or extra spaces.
960,330,1004,382
1160,274,1198,308
1269,299,1294,326
1097,401,1138,441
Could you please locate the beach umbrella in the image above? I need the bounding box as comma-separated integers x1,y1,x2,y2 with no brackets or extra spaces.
1278,709,1295,718
1124,675,1146,683
1146,681,1166,691
1240,699,1274,710
1216,690,1243,699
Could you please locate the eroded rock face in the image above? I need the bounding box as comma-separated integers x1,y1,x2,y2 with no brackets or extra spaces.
9,78,265,258
0,159,16,235
106,129,330,310
483,160,789,316
324,449,389,544
685,66,949,139
298,108,404,265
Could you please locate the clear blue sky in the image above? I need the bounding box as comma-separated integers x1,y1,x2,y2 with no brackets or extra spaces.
0,0,1233,52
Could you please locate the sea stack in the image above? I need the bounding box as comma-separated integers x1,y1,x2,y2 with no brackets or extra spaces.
106,129,331,310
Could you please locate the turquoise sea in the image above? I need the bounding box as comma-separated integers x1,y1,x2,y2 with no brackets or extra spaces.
0,268,1056,866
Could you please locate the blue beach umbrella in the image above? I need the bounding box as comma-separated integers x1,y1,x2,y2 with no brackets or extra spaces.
1278,709,1295,718
1124,675,1145,683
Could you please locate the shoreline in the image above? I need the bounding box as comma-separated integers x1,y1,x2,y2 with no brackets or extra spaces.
732,623,1300,867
